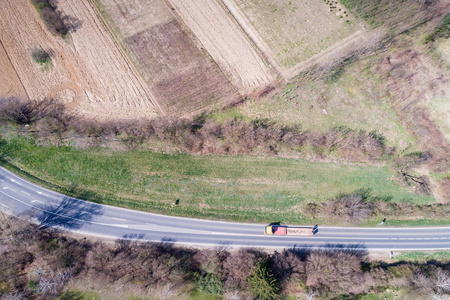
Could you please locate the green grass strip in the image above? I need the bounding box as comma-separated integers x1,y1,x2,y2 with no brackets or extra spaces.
1,136,439,225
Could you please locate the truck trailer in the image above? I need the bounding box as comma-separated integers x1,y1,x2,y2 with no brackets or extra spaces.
264,225,314,236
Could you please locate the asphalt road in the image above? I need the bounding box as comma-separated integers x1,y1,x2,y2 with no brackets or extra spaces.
0,167,449,250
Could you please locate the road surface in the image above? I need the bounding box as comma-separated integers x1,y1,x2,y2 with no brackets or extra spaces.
0,167,449,250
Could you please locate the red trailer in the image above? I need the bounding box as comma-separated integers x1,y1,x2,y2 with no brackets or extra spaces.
265,225,314,236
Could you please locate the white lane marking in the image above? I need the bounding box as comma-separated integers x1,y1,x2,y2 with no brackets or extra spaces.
31,200,44,204
10,179,22,185
111,217,127,221
37,191,49,197
2,187,15,192
0,178,4,182
21,190,31,196
0,203,8,208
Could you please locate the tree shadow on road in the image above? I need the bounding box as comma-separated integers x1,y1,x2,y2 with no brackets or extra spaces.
289,242,368,259
30,196,103,230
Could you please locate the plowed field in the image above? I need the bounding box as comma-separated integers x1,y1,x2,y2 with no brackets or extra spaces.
96,0,238,115
0,0,158,120
167,0,274,89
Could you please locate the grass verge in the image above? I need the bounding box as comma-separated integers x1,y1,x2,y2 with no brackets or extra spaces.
1,135,439,225
394,251,450,263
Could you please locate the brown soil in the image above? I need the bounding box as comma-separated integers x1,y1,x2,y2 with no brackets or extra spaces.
0,0,158,120
167,0,275,90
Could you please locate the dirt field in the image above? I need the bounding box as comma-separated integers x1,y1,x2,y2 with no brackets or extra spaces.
0,0,158,120
167,0,274,89
230,0,362,72
96,0,238,115
0,40,28,100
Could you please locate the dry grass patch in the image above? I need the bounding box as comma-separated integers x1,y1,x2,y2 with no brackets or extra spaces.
233,0,360,68
220,58,415,150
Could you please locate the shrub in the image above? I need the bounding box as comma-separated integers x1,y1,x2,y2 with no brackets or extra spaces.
196,273,223,295
305,192,374,224
434,13,450,39
30,0,69,36
32,49,51,65
247,259,279,300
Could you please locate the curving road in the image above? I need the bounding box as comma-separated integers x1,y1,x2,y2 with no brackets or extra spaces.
0,167,449,250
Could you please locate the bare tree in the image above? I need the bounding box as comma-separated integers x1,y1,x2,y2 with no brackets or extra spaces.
436,269,450,294
304,290,318,300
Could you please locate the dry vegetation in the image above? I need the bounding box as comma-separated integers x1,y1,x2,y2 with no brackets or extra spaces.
232,0,360,69
0,97,388,163
0,214,449,299
304,191,449,224
374,43,450,201
30,0,70,37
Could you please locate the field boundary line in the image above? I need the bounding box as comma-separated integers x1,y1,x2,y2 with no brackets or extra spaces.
165,0,274,89
217,0,371,81
86,0,167,116
160,0,241,90
216,0,283,81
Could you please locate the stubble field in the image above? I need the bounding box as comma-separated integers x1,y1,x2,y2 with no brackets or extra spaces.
0,41,28,100
0,0,158,119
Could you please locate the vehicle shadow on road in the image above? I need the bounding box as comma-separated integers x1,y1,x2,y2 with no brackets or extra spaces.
29,196,103,230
